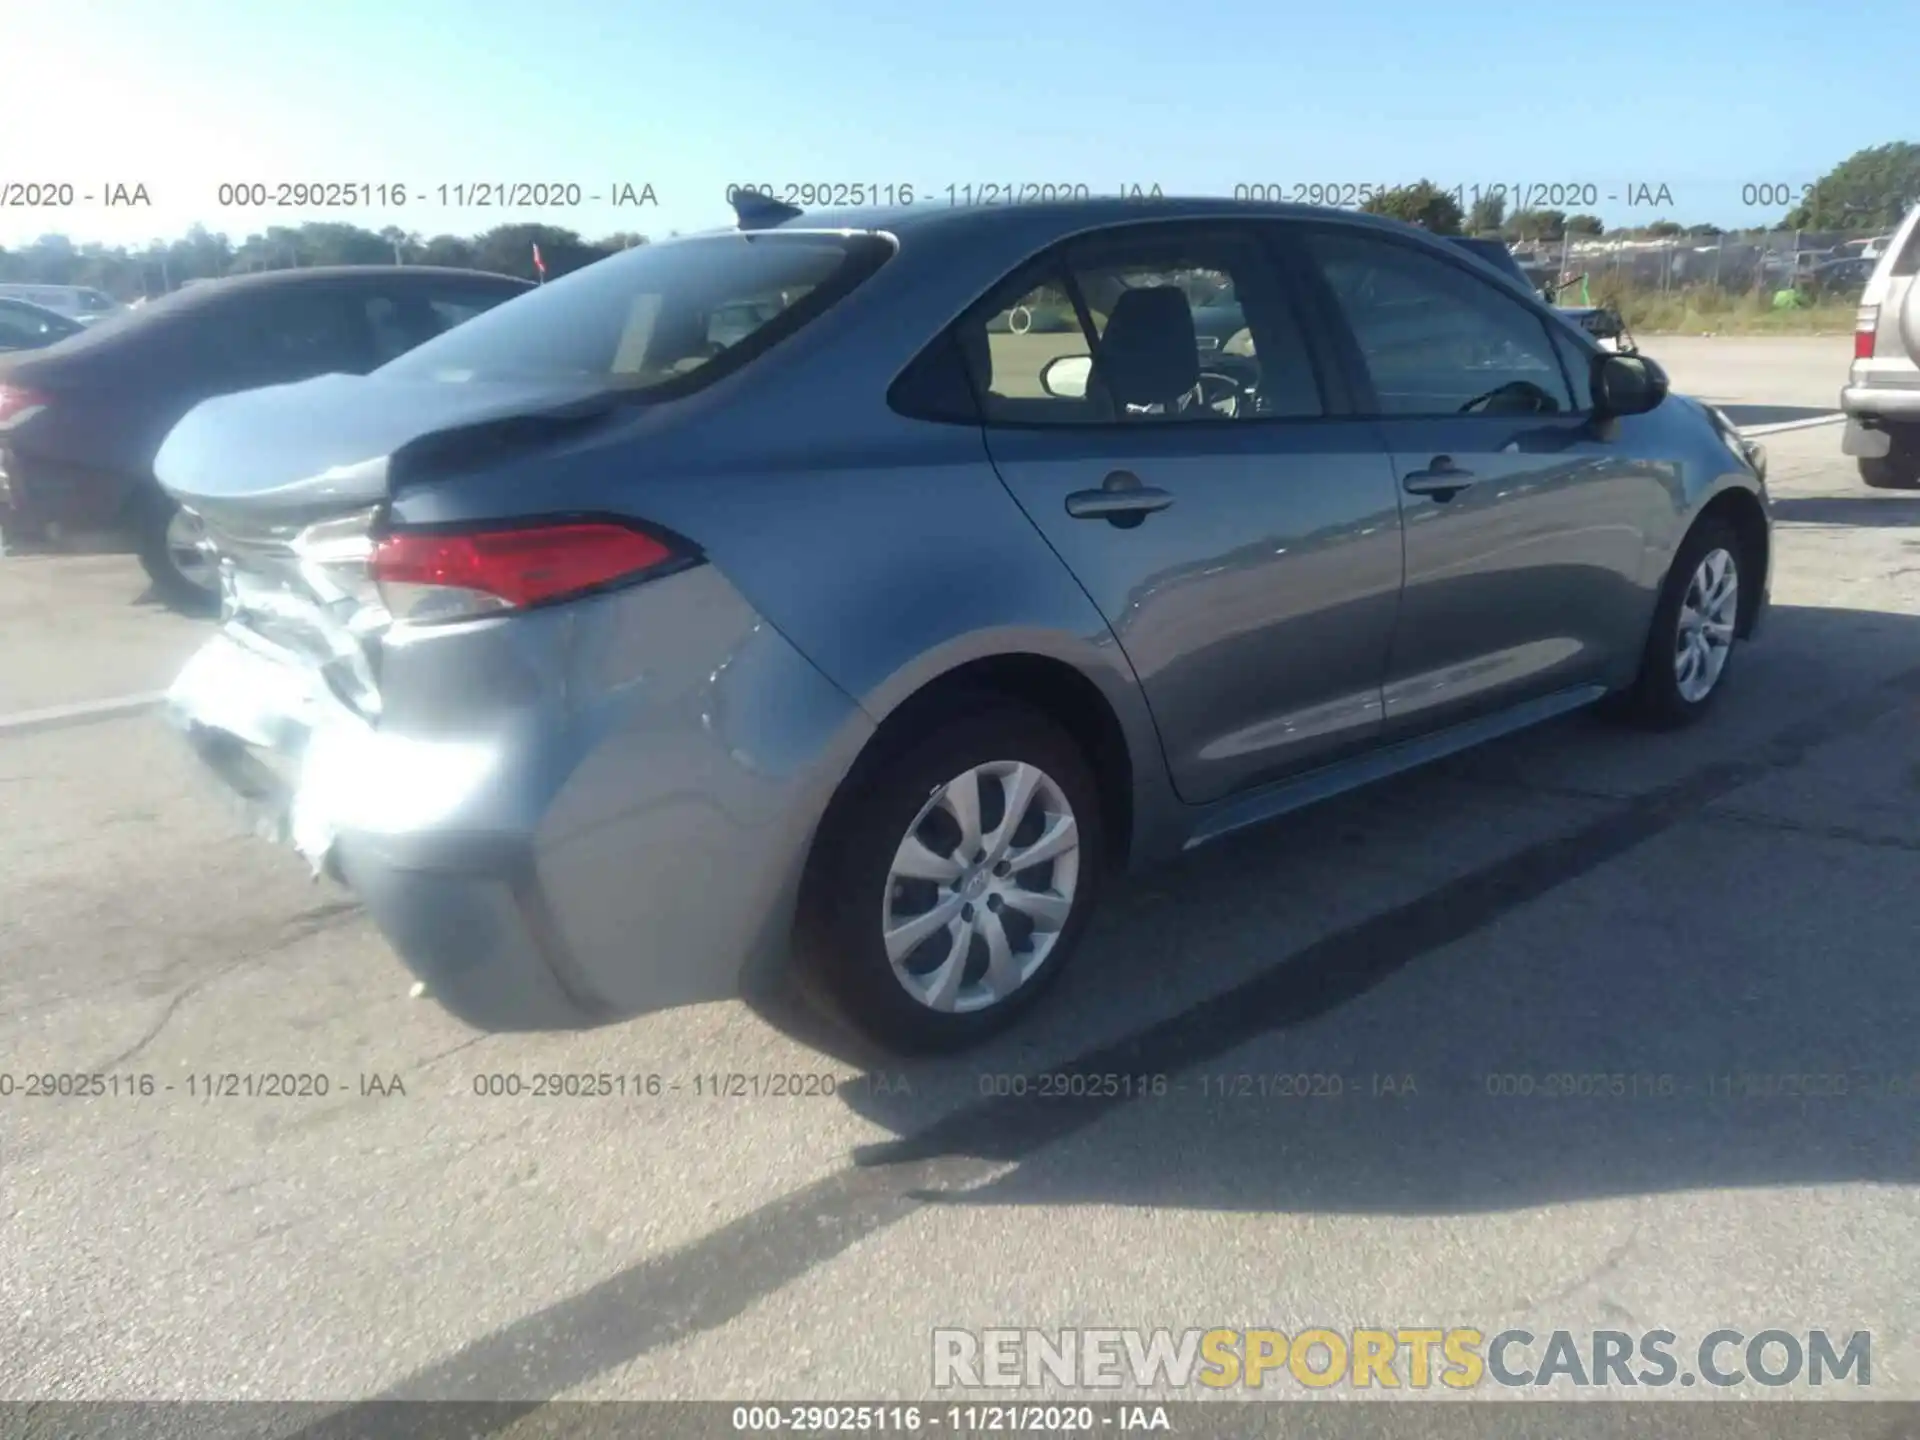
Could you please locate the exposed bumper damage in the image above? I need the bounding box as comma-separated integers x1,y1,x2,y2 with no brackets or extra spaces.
165,566,877,1034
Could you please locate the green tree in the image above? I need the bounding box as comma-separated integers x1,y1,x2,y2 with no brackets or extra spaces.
1784,142,1920,230
1467,191,1506,235
1564,213,1604,236
418,233,478,269
1360,180,1464,235
469,223,615,280
1505,208,1566,242
1646,220,1684,238
377,226,418,264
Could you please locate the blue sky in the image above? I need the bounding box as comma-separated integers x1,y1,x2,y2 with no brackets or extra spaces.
7,0,1913,249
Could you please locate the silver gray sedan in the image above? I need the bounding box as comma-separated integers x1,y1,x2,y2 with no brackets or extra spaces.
157,196,1772,1053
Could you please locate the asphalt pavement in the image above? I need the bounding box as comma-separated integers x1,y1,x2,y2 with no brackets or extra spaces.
4,337,1917,1412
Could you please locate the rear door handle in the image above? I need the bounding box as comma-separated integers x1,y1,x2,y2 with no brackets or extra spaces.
1402,456,1476,499
1065,471,1174,526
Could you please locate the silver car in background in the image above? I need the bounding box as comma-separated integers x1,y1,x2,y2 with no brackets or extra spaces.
157,196,1771,1054
1841,199,1920,487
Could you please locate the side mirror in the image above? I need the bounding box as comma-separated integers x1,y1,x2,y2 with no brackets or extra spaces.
1040,353,1093,399
1591,352,1667,417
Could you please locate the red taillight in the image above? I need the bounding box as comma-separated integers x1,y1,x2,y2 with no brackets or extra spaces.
0,384,51,430
1855,305,1879,361
370,521,684,623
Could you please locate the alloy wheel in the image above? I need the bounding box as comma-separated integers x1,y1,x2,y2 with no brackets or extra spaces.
1674,547,1738,703
880,760,1081,1013
165,507,220,596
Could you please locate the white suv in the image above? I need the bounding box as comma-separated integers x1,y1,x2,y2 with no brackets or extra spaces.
1842,201,1920,487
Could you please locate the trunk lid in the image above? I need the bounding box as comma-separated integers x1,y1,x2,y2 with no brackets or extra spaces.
155,371,630,715
153,371,622,523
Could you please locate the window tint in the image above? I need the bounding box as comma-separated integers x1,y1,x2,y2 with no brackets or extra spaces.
364,292,449,365
1890,214,1920,278
0,304,77,347
426,289,519,330
378,233,891,393
956,226,1322,426
1305,229,1574,417
1548,323,1597,411
889,330,981,425
218,288,377,376
0,310,46,347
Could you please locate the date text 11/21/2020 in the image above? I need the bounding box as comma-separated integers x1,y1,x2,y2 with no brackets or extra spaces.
723,183,1168,209
721,180,1698,212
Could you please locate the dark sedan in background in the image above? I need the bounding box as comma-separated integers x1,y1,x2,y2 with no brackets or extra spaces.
0,298,85,353
0,266,533,606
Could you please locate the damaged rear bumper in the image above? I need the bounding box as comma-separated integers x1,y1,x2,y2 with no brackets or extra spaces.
165,570,877,1033
167,629,604,1028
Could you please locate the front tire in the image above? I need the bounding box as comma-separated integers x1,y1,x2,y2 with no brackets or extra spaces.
1611,516,1744,729
797,702,1105,1054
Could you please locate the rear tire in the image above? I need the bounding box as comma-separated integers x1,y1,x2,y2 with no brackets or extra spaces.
1609,516,1745,730
1858,429,1920,489
796,701,1105,1054
132,485,219,614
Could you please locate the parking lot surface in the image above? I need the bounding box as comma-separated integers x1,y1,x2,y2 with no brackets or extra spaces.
4,338,1917,1408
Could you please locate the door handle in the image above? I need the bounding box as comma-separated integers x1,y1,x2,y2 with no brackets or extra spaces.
1065,470,1174,527
1402,456,1476,500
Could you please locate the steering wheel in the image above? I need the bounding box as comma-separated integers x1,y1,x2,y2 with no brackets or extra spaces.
1459,379,1558,415
1171,368,1259,419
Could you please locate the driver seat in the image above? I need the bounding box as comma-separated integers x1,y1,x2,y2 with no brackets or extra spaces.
1089,287,1201,417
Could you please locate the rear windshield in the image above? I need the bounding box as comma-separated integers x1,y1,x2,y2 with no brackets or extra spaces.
378,231,894,392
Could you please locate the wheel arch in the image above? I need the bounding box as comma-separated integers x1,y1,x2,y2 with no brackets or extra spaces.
808,644,1163,900
1690,484,1770,637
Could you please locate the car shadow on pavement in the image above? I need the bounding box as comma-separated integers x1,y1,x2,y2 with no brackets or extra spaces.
1771,494,1920,527
303,600,1920,1422
1720,404,1840,428
774,599,1920,1214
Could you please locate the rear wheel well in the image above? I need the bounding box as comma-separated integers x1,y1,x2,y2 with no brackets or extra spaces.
1693,488,1769,637
821,654,1135,875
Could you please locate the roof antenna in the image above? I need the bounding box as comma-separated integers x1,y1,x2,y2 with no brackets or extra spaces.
730,188,803,231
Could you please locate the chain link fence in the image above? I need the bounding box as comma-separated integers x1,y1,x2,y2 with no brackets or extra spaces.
1503,228,1888,305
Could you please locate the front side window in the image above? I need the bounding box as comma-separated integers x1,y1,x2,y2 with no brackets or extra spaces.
1304,229,1574,418
955,225,1324,426
378,232,892,395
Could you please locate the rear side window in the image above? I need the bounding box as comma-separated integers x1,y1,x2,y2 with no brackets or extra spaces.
1889,210,1920,278
365,292,450,365
216,288,377,375
427,288,521,329
378,233,893,395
